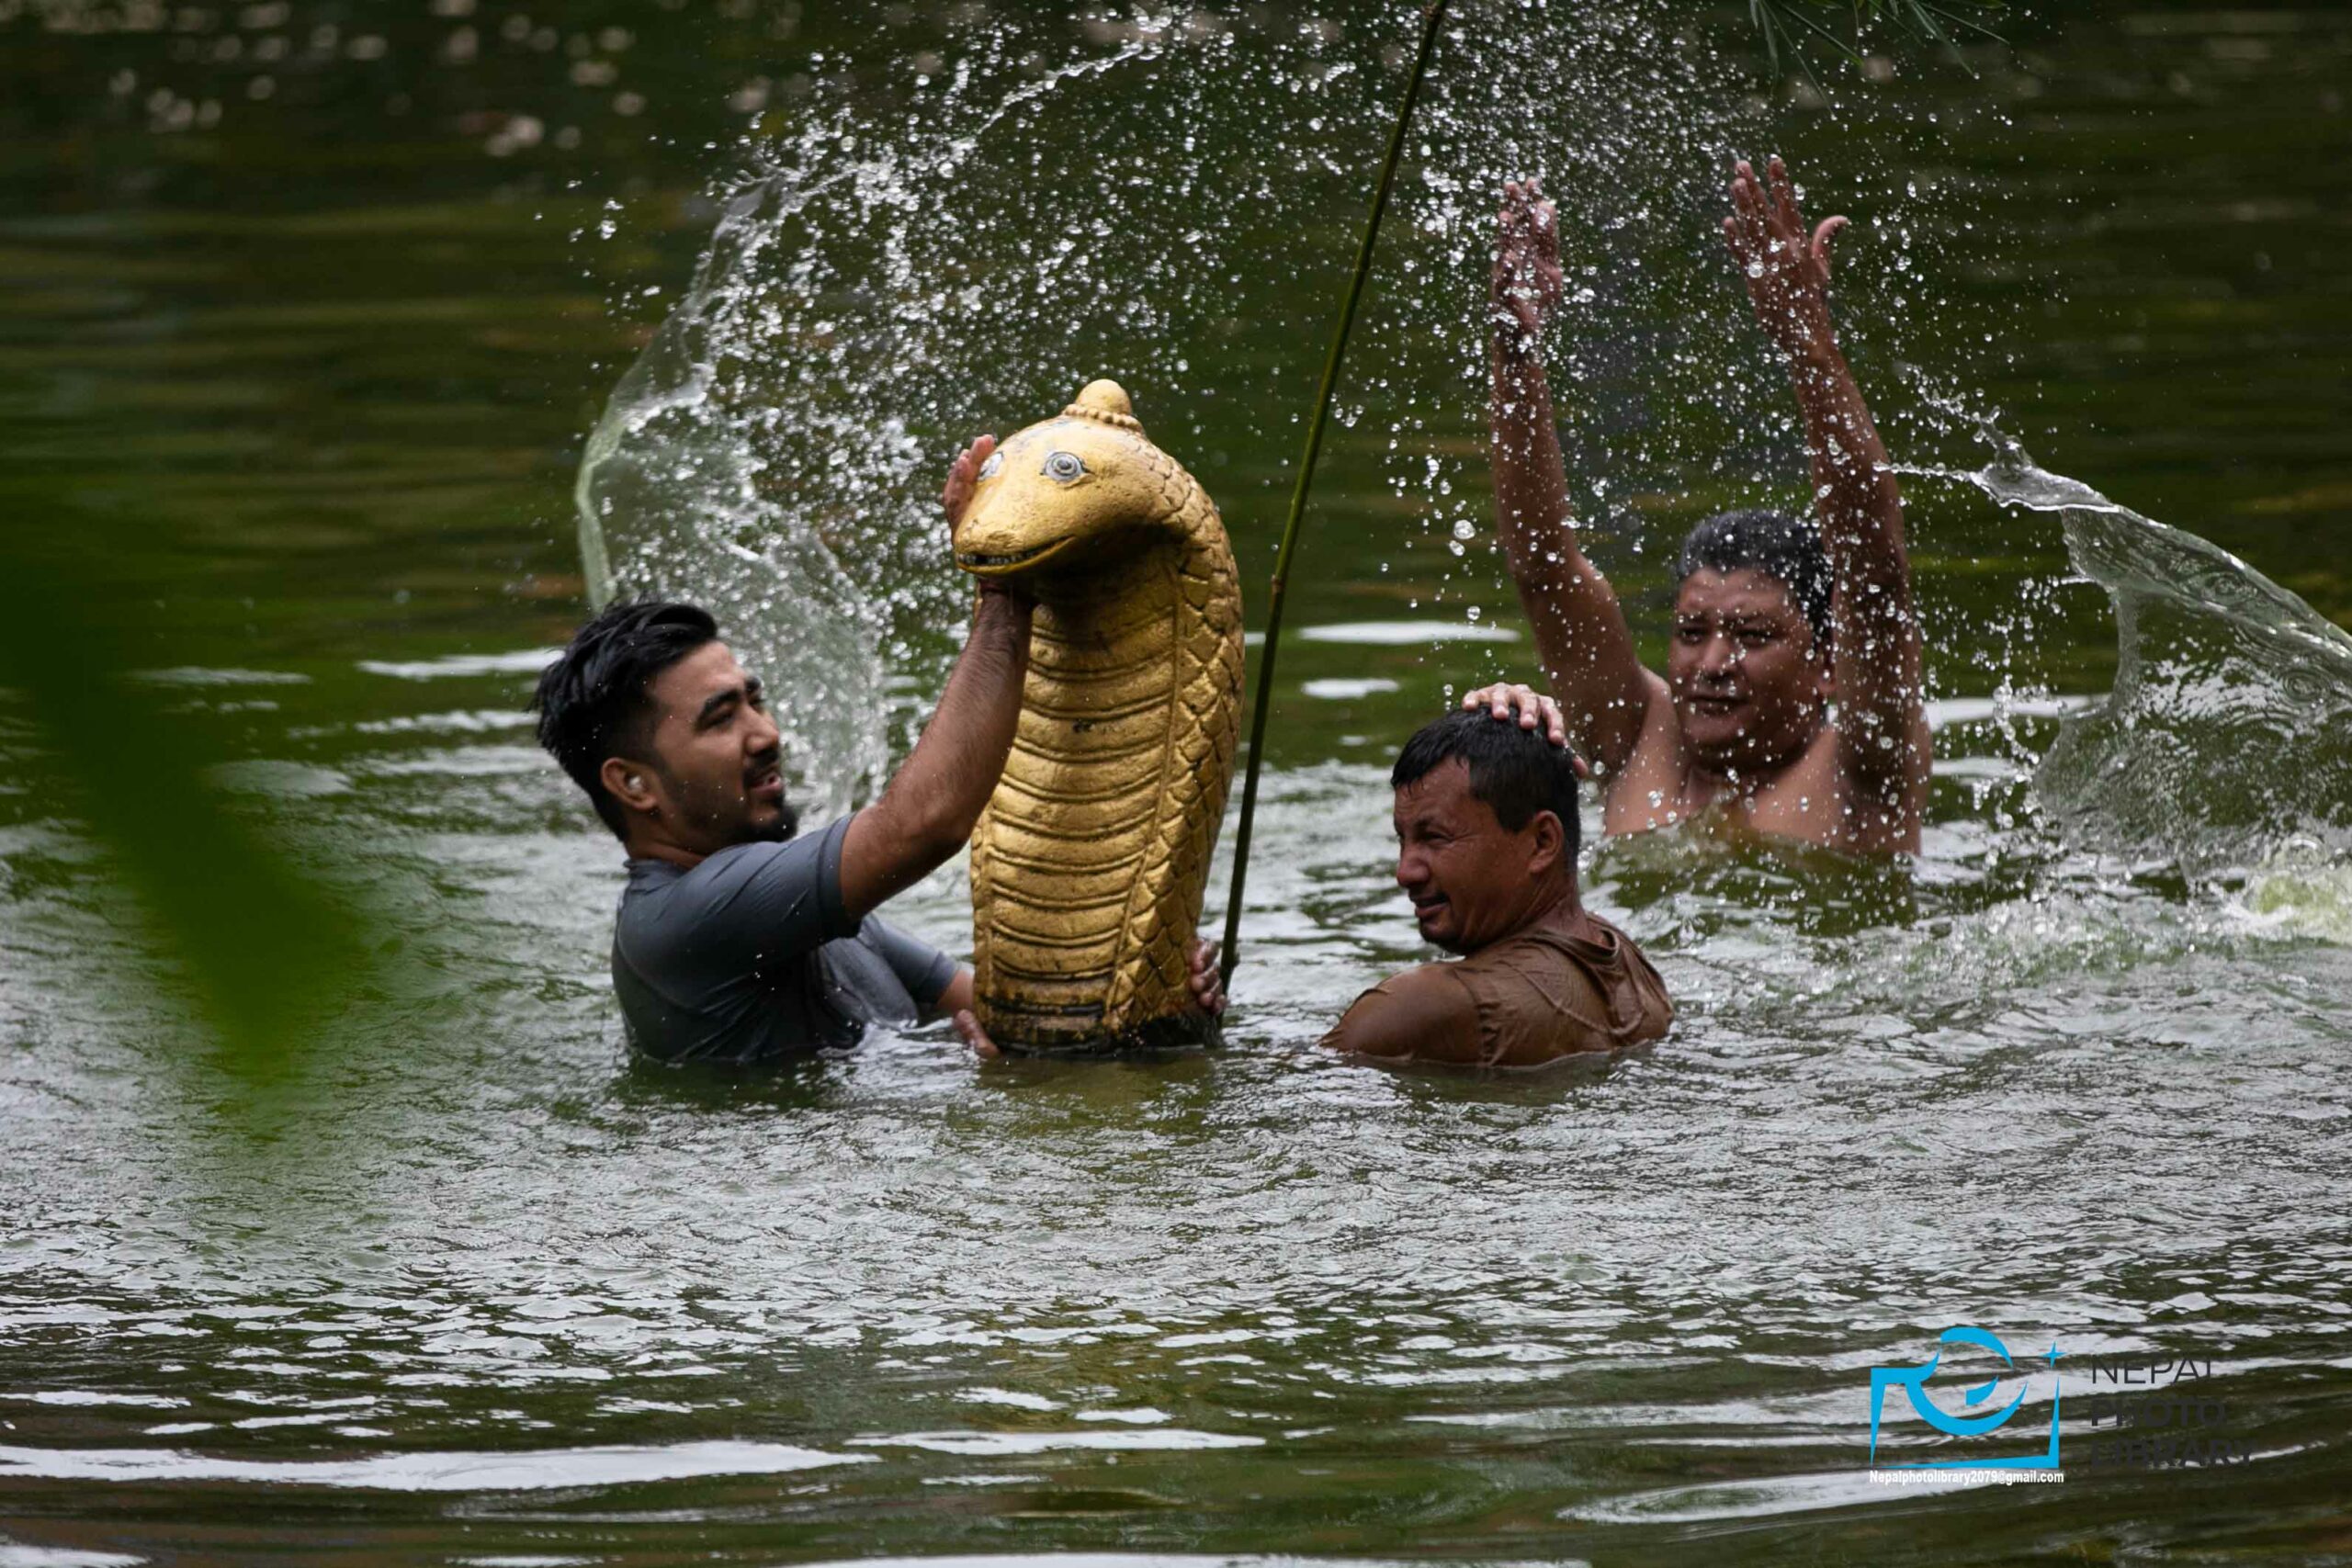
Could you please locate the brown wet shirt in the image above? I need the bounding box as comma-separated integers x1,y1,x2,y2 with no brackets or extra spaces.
1320,908,1673,1067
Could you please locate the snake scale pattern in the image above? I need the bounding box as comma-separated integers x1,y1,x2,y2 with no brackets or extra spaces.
952,379,1243,1052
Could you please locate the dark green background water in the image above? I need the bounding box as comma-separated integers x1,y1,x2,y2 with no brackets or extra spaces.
4,2,2350,1563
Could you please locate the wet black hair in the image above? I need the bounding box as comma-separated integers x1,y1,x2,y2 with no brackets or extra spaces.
1392,706,1581,862
531,599,718,840
1676,508,1833,649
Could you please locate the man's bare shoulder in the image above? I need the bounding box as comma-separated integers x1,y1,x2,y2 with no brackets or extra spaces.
1599,673,1692,833
1319,963,1480,1065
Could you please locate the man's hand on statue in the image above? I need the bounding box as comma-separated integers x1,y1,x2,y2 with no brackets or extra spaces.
1187,937,1226,1019
941,433,995,529
944,432,1033,611
951,1009,1001,1059
1492,177,1564,350
1724,154,1847,363
1461,683,1590,777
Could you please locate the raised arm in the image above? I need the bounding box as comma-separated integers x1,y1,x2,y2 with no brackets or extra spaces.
1489,178,1659,776
838,434,1035,919
1725,157,1927,807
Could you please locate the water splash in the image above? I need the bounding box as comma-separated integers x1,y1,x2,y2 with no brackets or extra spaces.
1928,429,2352,878
571,177,903,816
573,5,1780,818
573,28,1189,816
571,19,1247,818
570,4,2348,897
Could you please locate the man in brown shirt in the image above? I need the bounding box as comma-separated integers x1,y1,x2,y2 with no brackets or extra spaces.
954,701,1671,1067
1315,703,1672,1068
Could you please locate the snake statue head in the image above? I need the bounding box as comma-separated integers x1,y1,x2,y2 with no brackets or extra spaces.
948,378,1244,1054
954,379,1191,582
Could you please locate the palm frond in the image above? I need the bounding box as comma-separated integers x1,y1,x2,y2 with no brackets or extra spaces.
1747,0,2007,79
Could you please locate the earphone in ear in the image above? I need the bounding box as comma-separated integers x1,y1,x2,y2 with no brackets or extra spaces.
628,775,644,790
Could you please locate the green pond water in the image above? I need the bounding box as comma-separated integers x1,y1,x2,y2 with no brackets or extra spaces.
5,1,2352,1562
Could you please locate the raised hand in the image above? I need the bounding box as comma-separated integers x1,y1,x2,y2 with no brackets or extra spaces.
1724,155,1848,362
1492,177,1565,350
943,432,1030,608
940,433,996,530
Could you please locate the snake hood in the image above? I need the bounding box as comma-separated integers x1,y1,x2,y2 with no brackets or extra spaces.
951,378,1243,1053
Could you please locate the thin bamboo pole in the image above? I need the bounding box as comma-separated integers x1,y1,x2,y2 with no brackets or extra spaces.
1218,0,1452,992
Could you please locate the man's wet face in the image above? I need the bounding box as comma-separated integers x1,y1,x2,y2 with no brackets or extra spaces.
639,642,795,852
1393,760,1551,955
1667,568,1829,776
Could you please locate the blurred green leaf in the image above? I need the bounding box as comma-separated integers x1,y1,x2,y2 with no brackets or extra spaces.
0,560,376,1078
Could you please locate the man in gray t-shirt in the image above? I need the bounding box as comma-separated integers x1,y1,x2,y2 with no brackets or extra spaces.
533,436,1028,1064
613,816,957,1061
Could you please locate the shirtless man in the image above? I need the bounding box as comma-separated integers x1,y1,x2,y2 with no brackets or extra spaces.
1477,157,1929,852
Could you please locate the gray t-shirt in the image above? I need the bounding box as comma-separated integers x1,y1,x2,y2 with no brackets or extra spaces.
612,816,958,1064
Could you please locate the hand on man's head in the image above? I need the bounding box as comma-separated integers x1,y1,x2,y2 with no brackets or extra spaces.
1460,682,1588,778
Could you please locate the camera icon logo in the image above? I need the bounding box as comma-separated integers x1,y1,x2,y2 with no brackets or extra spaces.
1868,1325,2063,1471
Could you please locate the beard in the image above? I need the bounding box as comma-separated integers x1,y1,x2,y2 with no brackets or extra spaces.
757,795,801,843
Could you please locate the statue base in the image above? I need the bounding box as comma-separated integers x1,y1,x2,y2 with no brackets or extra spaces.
978,1006,1224,1058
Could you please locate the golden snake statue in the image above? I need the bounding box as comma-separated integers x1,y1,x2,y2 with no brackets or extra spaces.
952,379,1244,1053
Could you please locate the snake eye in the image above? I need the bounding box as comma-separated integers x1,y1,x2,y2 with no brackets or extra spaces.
1043,450,1087,483
978,450,1002,479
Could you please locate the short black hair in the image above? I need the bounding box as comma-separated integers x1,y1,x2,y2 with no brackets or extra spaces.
1392,706,1581,861
1676,508,1832,649
531,599,718,839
